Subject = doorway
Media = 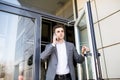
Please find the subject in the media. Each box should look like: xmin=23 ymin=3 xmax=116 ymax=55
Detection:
xmin=0 ymin=1 xmax=101 ymax=80
xmin=0 ymin=1 xmax=73 ymax=80
xmin=40 ymin=19 xmax=75 ymax=80
xmin=74 ymin=1 xmax=103 ymax=80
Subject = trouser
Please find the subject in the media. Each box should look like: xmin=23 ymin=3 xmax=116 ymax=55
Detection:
xmin=54 ymin=73 xmax=72 ymax=80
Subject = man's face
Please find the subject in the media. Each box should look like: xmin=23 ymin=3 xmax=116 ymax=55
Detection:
xmin=55 ymin=27 xmax=65 ymax=40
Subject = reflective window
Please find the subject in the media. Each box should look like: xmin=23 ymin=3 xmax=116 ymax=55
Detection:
xmin=0 ymin=11 xmax=35 ymax=80
xmin=77 ymin=13 xmax=93 ymax=79
xmin=2 ymin=0 xmax=20 ymax=5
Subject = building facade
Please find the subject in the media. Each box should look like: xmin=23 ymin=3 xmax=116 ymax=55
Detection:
xmin=0 ymin=0 xmax=120 ymax=80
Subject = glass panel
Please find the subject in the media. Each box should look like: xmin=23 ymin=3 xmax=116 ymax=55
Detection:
xmin=77 ymin=13 xmax=93 ymax=79
xmin=2 ymin=0 xmax=20 ymax=5
xmin=0 ymin=11 xmax=35 ymax=80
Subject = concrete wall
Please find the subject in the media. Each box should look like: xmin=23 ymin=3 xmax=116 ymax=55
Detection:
xmin=77 ymin=0 xmax=120 ymax=79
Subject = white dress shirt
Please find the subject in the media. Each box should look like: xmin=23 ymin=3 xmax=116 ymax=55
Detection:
xmin=56 ymin=41 xmax=70 ymax=75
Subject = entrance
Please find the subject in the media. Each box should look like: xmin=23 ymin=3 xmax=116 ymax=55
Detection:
xmin=0 ymin=1 xmax=102 ymax=80
xmin=74 ymin=1 xmax=102 ymax=80
xmin=40 ymin=19 xmax=75 ymax=80
xmin=0 ymin=1 xmax=73 ymax=80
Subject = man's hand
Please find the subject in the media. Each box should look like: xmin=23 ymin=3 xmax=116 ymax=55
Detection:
xmin=53 ymin=34 xmax=58 ymax=45
xmin=81 ymin=46 xmax=90 ymax=55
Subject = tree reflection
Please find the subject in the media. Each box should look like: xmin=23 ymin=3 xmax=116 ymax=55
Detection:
xmin=0 ymin=64 xmax=5 ymax=78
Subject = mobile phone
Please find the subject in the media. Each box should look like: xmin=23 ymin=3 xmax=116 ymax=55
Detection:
xmin=53 ymin=33 xmax=58 ymax=41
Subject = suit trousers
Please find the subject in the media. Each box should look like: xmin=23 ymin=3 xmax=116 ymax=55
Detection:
xmin=54 ymin=73 xmax=72 ymax=80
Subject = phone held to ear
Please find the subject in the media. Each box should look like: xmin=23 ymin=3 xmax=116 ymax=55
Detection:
xmin=53 ymin=33 xmax=58 ymax=41
xmin=53 ymin=33 xmax=57 ymax=44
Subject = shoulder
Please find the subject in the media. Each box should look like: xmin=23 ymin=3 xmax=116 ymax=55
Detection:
xmin=44 ymin=43 xmax=55 ymax=49
xmin=66 ymin=41 xmax=75 ymax=47
xmin=45 ymin=43 xmax=52 ymax=47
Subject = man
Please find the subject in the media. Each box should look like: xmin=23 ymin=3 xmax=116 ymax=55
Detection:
xmin=40 ymin=24 xmax=89 ymax=80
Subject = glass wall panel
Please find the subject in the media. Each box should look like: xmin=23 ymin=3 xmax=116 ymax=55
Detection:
xmin=2 ymin=0 xmax=20 ymax=5
xmin=77 ymin=13 xmax=93 ymax=80
xmin=0 ymin=11 xmax=35 ymax=80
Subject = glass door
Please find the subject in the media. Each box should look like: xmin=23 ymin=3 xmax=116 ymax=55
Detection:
xmin=74 ymin=1 xmax=102 ymax=80
xmin=0 ymin=2 xmax=41 ymax=80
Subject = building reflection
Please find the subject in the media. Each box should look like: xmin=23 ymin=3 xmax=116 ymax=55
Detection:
xmin=14 ymin=16 xmax=35 ymax=80
xmin=0 ymin=11 xmax=35 ymax=80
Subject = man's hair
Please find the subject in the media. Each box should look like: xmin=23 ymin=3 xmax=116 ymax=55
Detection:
xmin=53 ymin=24 xmax=65 ymax=33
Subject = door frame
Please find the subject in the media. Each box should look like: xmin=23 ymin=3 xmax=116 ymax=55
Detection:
xmin=0 ymin=1 xmax=71 ymax=80
xmin=0 ymin=1 xmax=41 ymax=80
xmin=74 ymin=1 xmax=102 ymax=80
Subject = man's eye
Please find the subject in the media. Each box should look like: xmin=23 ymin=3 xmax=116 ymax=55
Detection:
xmin=61 ymin=30 xmax=64 ymax=32
xmin=57 ymin=31 xmax=60 ymax=33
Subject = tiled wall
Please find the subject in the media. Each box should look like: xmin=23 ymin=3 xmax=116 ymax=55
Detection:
xmin=77 ymin=0 xmax=120 ymax=79
xmin=93 ymin=0 xmax=120 ymax=79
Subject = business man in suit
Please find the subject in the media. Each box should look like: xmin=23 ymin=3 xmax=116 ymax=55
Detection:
xmin=40 ymin=24 xmax=89 ymax=80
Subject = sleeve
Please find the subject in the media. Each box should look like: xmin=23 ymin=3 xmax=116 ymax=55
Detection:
xmin=40 ymin=44 xmax=55 ymax=60
xmin=73 ymin=44 xmax=85 ymax=63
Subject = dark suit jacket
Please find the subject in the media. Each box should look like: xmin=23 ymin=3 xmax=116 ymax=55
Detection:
xmin=40 ymin=41 xmax=85 ymax=80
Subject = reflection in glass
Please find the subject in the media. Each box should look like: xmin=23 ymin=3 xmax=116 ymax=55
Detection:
xmin=0 ymin=11 xmax=18 ymax=80
xmin=0 ymin=11 xmax=35 ymax=80
xmin=2 ymin=0 xmax=20 ymax=5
